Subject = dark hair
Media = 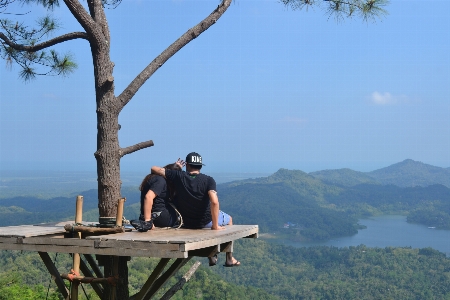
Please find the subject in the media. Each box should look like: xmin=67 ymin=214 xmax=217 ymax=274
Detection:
xmin=139 ymin=163 xmax=181 ymax=200
xmin=187 ymin=164 xmax=202 ymax=171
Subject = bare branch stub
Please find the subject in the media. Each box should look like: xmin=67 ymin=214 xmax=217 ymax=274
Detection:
xmin=120 ymin=140 xmax=154 ymax=157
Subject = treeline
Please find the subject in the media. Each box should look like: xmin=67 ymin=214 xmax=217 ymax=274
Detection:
xmin=0 ymin=249 xmax=275 ymax=300
xmin=209 ymin=239 xmax=450 ymax=299
xmin=327 ymin=183 xmax=450 ymax=228
xmin=2 ymin=238 xmax=450 ymax=299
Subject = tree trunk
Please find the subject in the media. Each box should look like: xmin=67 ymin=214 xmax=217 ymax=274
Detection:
xmin=90 ymin=31 xmax=121 ymax=219
xmin=95 ymin=95 xmax=122 ymax=218
xmin=103 ymin=256 xmax=129 ymax=300
xmin=84 ymin=2 xmax=128 ymax=298
xmin=92 ymin=46 xmax=130 ymax=300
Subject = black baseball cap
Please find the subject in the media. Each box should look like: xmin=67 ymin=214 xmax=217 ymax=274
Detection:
xmin=186 ymin=152 xmax=205 ymax=166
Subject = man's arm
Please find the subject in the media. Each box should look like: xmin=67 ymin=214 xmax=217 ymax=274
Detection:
xmin=208 ymin=190 xmax=225 ymax=230
xmin=151 ymin=166 xmax=166 ymax=178
xmin=151 ymin=159 xmax=184 ymax=178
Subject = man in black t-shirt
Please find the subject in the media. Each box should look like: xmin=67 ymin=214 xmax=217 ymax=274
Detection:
xmin=151 ymin=152 xmax=240 ymax=267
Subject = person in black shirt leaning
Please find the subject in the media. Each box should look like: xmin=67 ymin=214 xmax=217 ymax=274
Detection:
xmin=151 ymin=152 xmax=240 ymax=267
xmin=130 ymin=163 xmax=181 ymax=232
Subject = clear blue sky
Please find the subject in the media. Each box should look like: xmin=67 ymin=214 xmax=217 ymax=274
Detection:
xmin=1 ymin=0 xmax=449 ymax=174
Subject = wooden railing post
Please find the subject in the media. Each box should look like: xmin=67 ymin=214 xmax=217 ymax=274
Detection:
xmin=71 ymin=195 xmax=83 ymax=300
xmin=116 ymin=198 xmax=125 ymax=227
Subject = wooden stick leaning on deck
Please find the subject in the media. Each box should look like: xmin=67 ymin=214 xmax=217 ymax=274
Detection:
xmin=64 ymin=224 xmax=125 ymax=234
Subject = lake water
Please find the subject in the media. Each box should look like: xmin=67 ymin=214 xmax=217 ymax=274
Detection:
xmin=271 ymin=215 xmax=450 ymax=256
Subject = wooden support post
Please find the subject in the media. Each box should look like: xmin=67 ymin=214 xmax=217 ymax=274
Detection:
xmin=111 ymin=256 xmax=119 ymax=300
xmin=113 ymin=198 xmax=125 ymax=300
xmin=72 ymin=195 xmax=83 ymax=300
xmin=38 ymin=252 xmax=69 ymax=300
xmin=82 ymin=254 xmax=104 ymax=279
xmin=79 ymin=256 xmax=104 ymax=299
xmin=160 ymin=261 xmax=201 ymax=300
xmin=130 ymin=258 xmax=171 ymax=300
xmin=143 ymin=257 xmax=192 ymax=300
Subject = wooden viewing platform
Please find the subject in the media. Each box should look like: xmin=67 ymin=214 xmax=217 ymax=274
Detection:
xmin=0 ymin=222 xmax=258 ymax=258
xmin=0 ymin=221 xmax=258 ymax=299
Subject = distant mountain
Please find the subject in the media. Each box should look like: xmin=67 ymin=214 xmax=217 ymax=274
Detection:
xmin=367 ymin=159 xmax=450 ymax=188
xmin=309 ymin=168 xmax=380 ymax=187
xmin=218 ymin=165 xmax=450 ymax=235
xmin=309 ymin=159 xmax=450 ymax=188
xmin=222 ymin=168 xmax=342 ymax=203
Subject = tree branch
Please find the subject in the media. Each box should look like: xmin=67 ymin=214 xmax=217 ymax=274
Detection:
xmin=119 ymin=140 xmax=154 ymax=157
xmin=0 ymin=31 xmax=88 ymax=52
xmin=116 ymin=0 xmax=232 ymax=110
xmin=63 ymin=0 xmax=102 ymax=41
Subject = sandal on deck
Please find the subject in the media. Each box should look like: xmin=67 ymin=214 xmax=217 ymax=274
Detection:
xmin=224 ymin=260 xmax=240 ymax=267
xmin=209 ymin=254 xmax=218 ymax=266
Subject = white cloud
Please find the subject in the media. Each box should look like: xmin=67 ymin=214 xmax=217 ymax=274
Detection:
xmin=370 ymin=91 xmax=411 ymax=105
xmin=371 ymin=92 xmax=394 ymax=105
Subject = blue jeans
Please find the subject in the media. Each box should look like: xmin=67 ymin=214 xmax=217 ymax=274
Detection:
xmin=203 ymin=210 xmax=231 ymax=228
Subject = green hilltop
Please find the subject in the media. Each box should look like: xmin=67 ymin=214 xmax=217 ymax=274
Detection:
xmin=310 ymin=159 xmax=450 ymax=188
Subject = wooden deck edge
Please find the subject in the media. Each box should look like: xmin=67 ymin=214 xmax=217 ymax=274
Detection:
xmin=0 ymin=242 xmax=187 ymax=258
xmin=180 ymin=226 xmax=259 ymax=252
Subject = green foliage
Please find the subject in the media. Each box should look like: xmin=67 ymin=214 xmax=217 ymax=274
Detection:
xmin=209 ymin=239 xmax=450 ymax=299
xmin=280 ymin=0 xmax=389 ymax=22
xmin=219 ymin=181 xmax=358 ymax=240
xmin=3 ymin=241 xmax=450 ymax=299
xmin=408 ymin=200 xmax=450 ymax=228
xmin=127 ymin=257 xmax=277 ymax=300
xmin=310 ymin=168 xmax=380 ymax=187
xmin=327 ymin=183 xmax=450 ymax=228
xmin=0 ymin=250 xmax=274 ymax=300
xmin=0 ymin=1 xmax=76 ymax=81
xmin=0 ymin=267 xmax=60 ymax=299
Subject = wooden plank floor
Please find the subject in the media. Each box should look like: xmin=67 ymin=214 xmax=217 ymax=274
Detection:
xmin=0 ymin=222 xmax=258 ymax=258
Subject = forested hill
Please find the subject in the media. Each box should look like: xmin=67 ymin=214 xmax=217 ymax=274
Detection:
xmin=310 ymin=159 xmax=450 ymax=188
xmin=217 ymin=167 xmax=450 ymax=240
xmin=1 ymin=159 xmax=450 ymax=240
